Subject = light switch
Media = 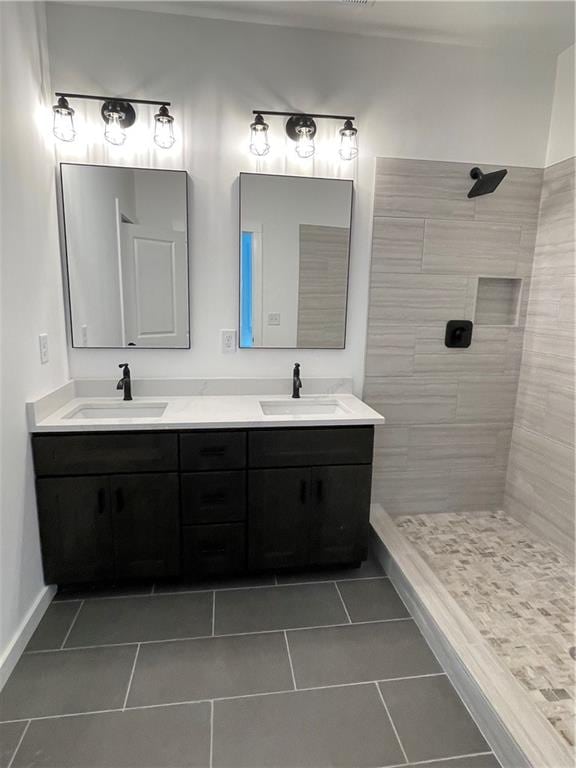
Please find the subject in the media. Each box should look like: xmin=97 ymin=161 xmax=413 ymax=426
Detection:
xmin=39 ymin=334 xmax=49 ymax=364
xmin=267 ymin=312 xmax=281 ymax=326
xmin=221 ymin=329 xmax=237 ymax=353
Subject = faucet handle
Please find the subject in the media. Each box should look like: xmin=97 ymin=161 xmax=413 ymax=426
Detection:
xmin=119 ymin=363 xmax=129 ymax=368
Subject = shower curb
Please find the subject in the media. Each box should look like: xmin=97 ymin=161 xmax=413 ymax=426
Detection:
xmin=370 ymin=503 xmax=573 ymax=768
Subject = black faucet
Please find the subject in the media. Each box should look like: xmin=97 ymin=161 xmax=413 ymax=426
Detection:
xmin=292 ymin=363 xmax=302 ymax=399
xmin=116 ymin=363 xmax=133 ymax=401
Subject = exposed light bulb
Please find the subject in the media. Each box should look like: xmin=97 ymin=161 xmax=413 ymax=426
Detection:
xmin=295 ymin=125 xmax=315 ymax=159
xmin=104 ymin=109 xmax=126 ymax=146
xmin=249 ymin=113 xmax=270 ymax=156
xmin=339 ymin=119 xmax=358 ymax=161
xmin=154 ymin=105 xmax=175 ymax=149
xmin=52 ymin=96 xmax=76 ymax=142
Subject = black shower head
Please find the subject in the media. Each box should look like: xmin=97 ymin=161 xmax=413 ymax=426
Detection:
xmin=467 ymin=167 xmax=508 ymax=198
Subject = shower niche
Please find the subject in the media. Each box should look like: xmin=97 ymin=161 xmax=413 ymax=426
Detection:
xmin=474 ymin=277 xmax=523 ymax=326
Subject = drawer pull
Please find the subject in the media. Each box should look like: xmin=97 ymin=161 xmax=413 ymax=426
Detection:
xmin=200 ymin=446 xmax=226 ymax=457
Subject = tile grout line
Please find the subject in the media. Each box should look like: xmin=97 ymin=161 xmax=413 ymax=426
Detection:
xmin=374 ymin=682 xmax=409 ymax=765
xmin=23 ymin=616 xmax=414 ymax=655
xmin=5 ymin=719 xmax=31 ymax=768
xmin=122 ymin=644 xmax=141 ymax=710
xmin=382 ymin=750 xmax=497 ymax=768
xmin=283 ymin=631 xmax=297 ymax=690
xmin=53 ymin=573 xmax=389 ymax=601
xmin=209 ymin=699 xmax=214 ymax=768
xmin=60 ymin=600 xmax=84 ymax=649
xmin=333 ymin=582 xmax=352 ymax=623
xmin=0 ymin=674 xmax=448 ymax=725
xmin=211 ymin=591 xmax=216 ymax=636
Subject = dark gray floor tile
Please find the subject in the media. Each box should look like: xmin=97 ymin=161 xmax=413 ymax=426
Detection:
xmin=288 ymin=620 xmax=441 ymax=688
xmin=0 ymin=721 xmax=27 ymax=767
xmin=379 ymin=675 xmax=489 ymax=763
xmin=214 ymin=583 xmax=347 ymax=635
xmin=407 ymin=756 xmax=500 ymax=768
xmin=0 ymin=646 xmax=136 ymax=721
xmin=277 ymin=552 xmax=385 ymax=584
xmin=337 ymin=578 xmax=409 ymax=622
xmin=65 ymin=592 xmax=213 ymax=647
xmin=25 ymin=601 xmax=81 ymax=651
xmin=55 ymin=583 xmax=153 ymax=601
xmin=155 ymin=573 xmax=276 ymax=593
xmin=213 ymin=683 xmax=404 ymax=768
xmin=12 ymin=703 xmax=210 ymax=768
xmin=128 ymin=632 xmax=293 ymax=706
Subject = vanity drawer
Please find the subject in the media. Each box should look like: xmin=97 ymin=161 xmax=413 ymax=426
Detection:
xmin=182 ymin=523 xmax=246 ymax=576
xmin=181 ymin=471 xmax=246 ymax=524
xmin=32 ymin=433 xmax=178 ymax=476
xmin=180 ymin=431 xmax=246 ymax=471
xmin=248 ymin=427 xmax=374 ymax=468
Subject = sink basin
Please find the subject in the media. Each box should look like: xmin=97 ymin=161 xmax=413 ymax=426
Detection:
xmin=64 ymin=403 xmax=168 ymax=420
xmin=259 ymin=399 xmax=348 ymax=416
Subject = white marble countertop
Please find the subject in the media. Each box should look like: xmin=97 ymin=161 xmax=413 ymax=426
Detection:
xmin=28 ymin=387 xmax=384 ymax=433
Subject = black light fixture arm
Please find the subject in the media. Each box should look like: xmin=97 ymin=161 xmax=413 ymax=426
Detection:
xmin=55 ymin=92 xmax=170 ymax=107
xmin=253 ymin=109 xmax=354 ymax=121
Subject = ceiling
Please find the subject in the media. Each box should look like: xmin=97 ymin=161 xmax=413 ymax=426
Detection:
xmin=73 ymin=1 xmax=575 ymax=53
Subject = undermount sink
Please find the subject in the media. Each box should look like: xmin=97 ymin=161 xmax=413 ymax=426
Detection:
xmin=259 ymin=398 xmax=348 ymax=416
xmin=64 ymin=402 xmax=168 ymax=420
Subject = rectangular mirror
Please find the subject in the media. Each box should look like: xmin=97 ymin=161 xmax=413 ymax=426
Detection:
xmin=60 ymin=163 xmax=189 ymax=348
xmin=239 ymin=173 xmax=353 ymax=349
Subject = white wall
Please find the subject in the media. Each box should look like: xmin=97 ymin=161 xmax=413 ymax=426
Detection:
xmin=0 ymin=3 xmax=69 ymax=669
xmin=545 ymin=44 xmax=575 ymax=166
xmin=45 ymin=3 xmax=559 ymax=391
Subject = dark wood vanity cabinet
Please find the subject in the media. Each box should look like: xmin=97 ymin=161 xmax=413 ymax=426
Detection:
xmin=32 ymin=426 xmax=374 ymax=584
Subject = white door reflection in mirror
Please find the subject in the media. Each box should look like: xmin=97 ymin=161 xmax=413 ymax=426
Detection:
xmin=61 ymin=164 xmax=189 ymax=349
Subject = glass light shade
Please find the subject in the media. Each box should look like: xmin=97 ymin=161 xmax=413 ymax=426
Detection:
xmin=154 ymin=106 xmax=175 ymax=149
xmin=52 ymin=97 xmax=76 ymax=142
xmin=339 ymin=120 xmax=358 ymax=161
xmin=295 ymin=125 xmax=315 ymax=159
xmin=250 ymin=114 xmax=270 ymax=156
xmin=104 ymin=111 xmax=126 ymax=146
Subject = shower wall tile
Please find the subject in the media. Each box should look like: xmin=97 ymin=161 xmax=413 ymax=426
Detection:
xmin=364 ymin=156 xmax=543 ymax=517
xmin=504 ymin=156 xmax=575 ymax=560
xmin=422 ymin=220 xmax=522 ymax=275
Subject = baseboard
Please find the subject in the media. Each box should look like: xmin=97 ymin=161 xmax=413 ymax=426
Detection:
xmin=0 ymin=584 xmax=56 ymax=690
xmin=370 ymin=504 xmax=573 ymax=768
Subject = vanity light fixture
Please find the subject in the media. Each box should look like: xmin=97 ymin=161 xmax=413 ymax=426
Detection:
xmin=52 ymin=93 xmax=175 ymax=148
xmin=52 ymin=96 xmax=76 ymax=142
xmin=250 ymin=110 xmax=358 ymax=160
xmin=339 ymin=119 xmax=358 ymax=161
xmin=249 ymin=113 xmax=270 ymax=156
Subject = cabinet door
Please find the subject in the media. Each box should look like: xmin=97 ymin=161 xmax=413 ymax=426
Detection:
xmin=111 ymin=474 xmax=180 ymax=580
xmin=36 ymin=476 xmax=114 ymax=584
xmin=248 ymin=468 xmax=311 ymax=570
xmin=310 ymin=465 xmax=372 ymax=566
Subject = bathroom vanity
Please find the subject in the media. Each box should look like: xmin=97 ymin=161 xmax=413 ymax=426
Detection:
xmin=29 ymin=389 xmax=383 ymax=585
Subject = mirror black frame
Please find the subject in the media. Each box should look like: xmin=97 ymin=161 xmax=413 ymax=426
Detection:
xmin=58 ymin=162 xmax=191 ymax=350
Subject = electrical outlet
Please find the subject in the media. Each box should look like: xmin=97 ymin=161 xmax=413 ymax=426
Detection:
xmin=39 ymin=334 xmax=49 ymax=364
xmin=221 ymin=329 xmax=237 ymax=353
xmin=267 ymin=312 xmax=281 ymax=326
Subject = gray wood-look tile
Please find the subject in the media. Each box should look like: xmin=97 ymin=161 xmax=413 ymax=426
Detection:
xmin=371 ymin=217 xmax=425 ymax=272
xmin=25 ymin=601 xmax=81 ymax=651
xmin=369 ymin=274 xmax=473 ymax=322
xmin=0 ymin=646 xmax=137 ymax=721
xmin=287 ymin=620 xmax=441 ymax=688
xmin=473 ymin=165 xmax=543 ymax=226
xmin=297 ymin=224 xmax=349 ymax=348
xmin=379 ymin=675 xmax=489 ymax=763
xmin=363 ymin=377 xmax=457 ymax=424
xmin=336 ymin=578 xmax=409 ymax=622
xmin=64 ymin=593 xmax=213 ymax=647
xmin=213 ymin=683 xmax=405 ymax=768
xmin=475 ymin=277 xmax=522 ymax=326
xmin=364 ymin=327 xmax=415 ymax=376
xmin=455 ymin=376 xmax=518 ymax=423
xmin=127 ymin=632 xmax=293 ymax=707
xmin=414 ymin=326 xmax=510 ymax=375
xmin=423 ymin=220 xmax=522 ymax=275
xmin=214 ymin=583 xmax=347 ymax=635
xmin=12 ymin=703 xmax=211 ymax=768
xmin=0 ymin=721 xmax=27 ymax=767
